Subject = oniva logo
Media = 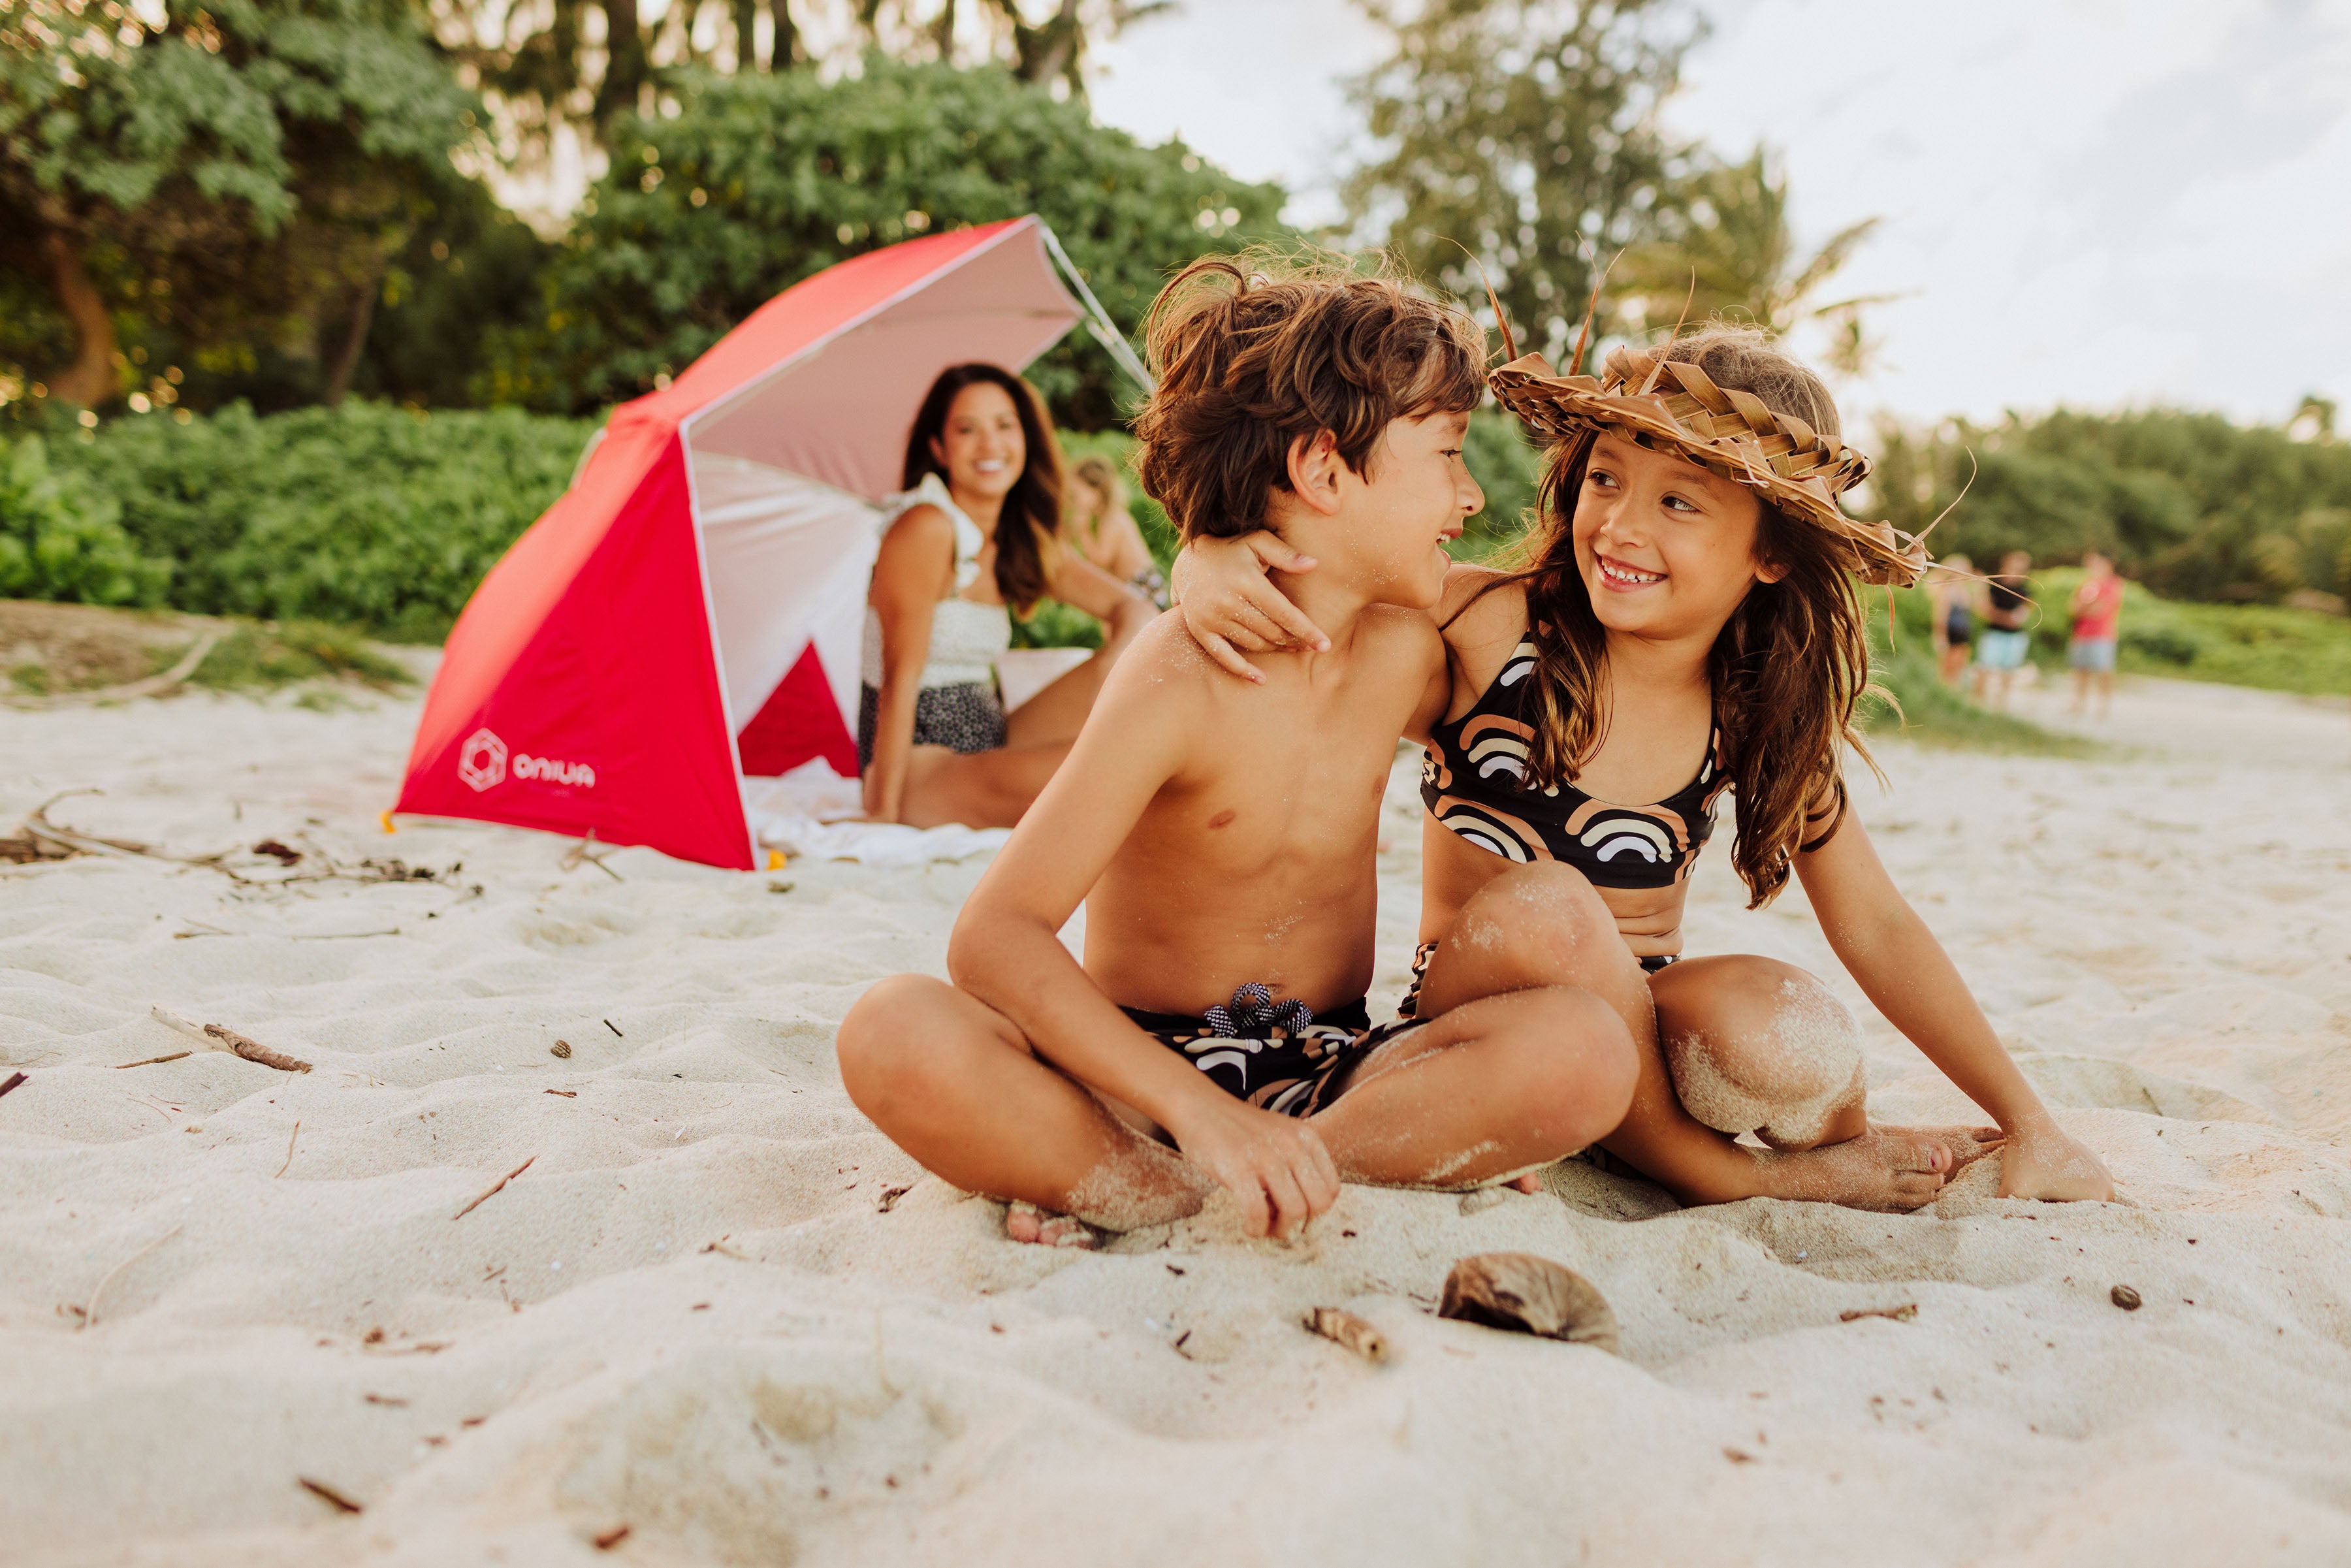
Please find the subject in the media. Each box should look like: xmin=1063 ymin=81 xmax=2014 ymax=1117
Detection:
xmin=457 ymin=728 xmax=597 ymax=792
xmin=457 ymin=729 xmax=507 ymax=792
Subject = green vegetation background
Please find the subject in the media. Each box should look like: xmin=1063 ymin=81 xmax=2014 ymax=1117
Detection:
xmin=5 ymin=16 xmax=2346 ymax=716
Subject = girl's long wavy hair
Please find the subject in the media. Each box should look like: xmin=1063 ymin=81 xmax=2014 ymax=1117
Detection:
xmin=902 ymin=362 xmax=1064 ymax=613
xmin=1470 ymin=328 xmax=1878 ymax=908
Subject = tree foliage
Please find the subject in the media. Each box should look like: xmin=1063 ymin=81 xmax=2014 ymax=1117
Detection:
xmin=0 ymin=0 xmax=483 ymax=411
xmin=490 ymin=57 xmax=1283 ymax=426
xmin=1343 ymin=0 xmax=1697 ymax=362
xmin=434 ymin=0 xmax=1173 ymax=172
xmin=1872 ymin=409 xmax=2351 ymax=607
xmin=1613 ymin=146 xmax=1891 ymax=377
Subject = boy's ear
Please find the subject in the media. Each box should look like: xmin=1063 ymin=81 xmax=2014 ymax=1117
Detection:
xmin=1285 ymin=430 xmax=1345 ymax=517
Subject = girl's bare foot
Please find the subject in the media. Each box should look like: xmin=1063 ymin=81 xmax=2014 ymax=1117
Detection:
xmin=1996 ymin=1115 xmax=2114 ymax=1202
xmin=1004 ymin=1200 xmax=1101 ymax=1249
xmin=1755 ymin=1125 xmax=2004 ymax=1212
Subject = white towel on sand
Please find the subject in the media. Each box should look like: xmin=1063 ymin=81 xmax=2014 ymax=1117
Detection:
xmin=742 ymin=759 xmax=1008 ymax=867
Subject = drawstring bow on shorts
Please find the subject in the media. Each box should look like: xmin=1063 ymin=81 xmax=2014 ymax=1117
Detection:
xmin=1202 ymin=983 xmax=1314 ymax=1039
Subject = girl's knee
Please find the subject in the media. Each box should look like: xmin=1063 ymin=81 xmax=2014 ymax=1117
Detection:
xmin=1662 ymin=961 xmax=1863 ymax=1140
xmin=1455 ymin=863 xmax=1617 ymax=974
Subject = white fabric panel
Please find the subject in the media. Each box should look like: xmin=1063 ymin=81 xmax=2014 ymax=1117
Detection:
xmin=687 ymin=228 xmax=1081 ymax=500
xmin=804 ymin=539 xmax=875 ymax=724
xmin=690 ymin=449 xmax=882 ymax=727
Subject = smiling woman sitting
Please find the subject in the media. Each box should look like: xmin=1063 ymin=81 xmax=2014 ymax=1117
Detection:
xmin=860 ymin=363 xmax=1156 ymax=829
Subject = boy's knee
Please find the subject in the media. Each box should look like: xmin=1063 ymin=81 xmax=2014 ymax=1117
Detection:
xmin=1502 ymin=987 xmax=1639 ymax=1140
xmin=837 ymin=974 xmax=961 ymax=1106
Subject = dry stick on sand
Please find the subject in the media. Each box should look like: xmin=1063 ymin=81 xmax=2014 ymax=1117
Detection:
xmin=16 ymin=789 xmax=462 ymax=891
xmin=276 ymin=1121 xmax=300 ymax=1179
xmin=150 ymin=1005 xmax=312 ymax=1073
xmin=298 ymin=1477 xmax=364 ymax=1514
xmin=82 ymin=1225 xmax=183 ymax=1329
xmin=0 ymin=1071 xmax=25 ymax=1100
xmin=452 ymin=1155 xmax=538 ymax=1221
xmin=1303 ymin=1307 xmax=1390 ymax=1364
xmin=1840 ymin=1304 xmax=1919 ymax=1324
xmin=113 ymin=1051 xmax=191 ymax=1070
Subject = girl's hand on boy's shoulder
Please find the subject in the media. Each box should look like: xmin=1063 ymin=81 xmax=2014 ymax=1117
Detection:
xmin=1174 ymin=531 xmax=1330 ymax=683
xmin=1161 ymin=1093 xmax=1340 ymax=1240
xmin=1997 ymin=1114 xmax=2115 ymax=1203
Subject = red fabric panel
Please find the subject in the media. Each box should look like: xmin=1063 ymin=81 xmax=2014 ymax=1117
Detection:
xmin=735 ymin=643 xmax=858 ymax=779
xmin=396 ymin=436 xmax=755 ymax=869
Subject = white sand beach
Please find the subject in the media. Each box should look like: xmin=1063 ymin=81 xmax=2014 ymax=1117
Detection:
xmin=5 ymin=671 xmax=2350 ymax=1567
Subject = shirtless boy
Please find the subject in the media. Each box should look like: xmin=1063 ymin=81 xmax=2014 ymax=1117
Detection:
xmin=835 ymin=255 xmax=1638 ymax=1243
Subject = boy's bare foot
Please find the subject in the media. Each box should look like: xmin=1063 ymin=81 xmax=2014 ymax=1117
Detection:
xmin=1755 ymin=1125 xmax=2004 ymax=1212
xmin=1004 ymin=1200 xmax=1101 ymax=1249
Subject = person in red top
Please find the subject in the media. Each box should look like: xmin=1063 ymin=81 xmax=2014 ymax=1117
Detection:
xmin=2068 ymin=550 xmax=2125 ymax=718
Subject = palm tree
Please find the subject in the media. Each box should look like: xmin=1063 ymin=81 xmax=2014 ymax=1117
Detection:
xmin=1614 ymin=146 xmax=1894 ymax=377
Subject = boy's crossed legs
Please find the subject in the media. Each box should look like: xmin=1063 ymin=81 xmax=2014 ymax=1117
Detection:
xmin=838 ymin=976 xmax=1637 ymax=1245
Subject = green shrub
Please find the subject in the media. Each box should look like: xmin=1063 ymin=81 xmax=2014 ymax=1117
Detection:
xmin=51 ymin=401 xmax=597 ymax=640
xmin=0 ymin=434 xmax=169 ymax=606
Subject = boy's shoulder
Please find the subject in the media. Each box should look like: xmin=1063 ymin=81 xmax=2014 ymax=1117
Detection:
xmin=1095 ymin=613 xmax=1233 ymax=713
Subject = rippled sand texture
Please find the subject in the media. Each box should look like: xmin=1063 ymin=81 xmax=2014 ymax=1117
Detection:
xmin=5 ymin=675 xmax=2349 ymax=1567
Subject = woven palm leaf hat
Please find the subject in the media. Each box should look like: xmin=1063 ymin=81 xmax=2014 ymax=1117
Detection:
xmin=1486 ymin=343 xmax=1931 ymax=588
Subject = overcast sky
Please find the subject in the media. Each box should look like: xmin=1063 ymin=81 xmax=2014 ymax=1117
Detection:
xmin=1088 ymin=0 xmax=2351 ymax=429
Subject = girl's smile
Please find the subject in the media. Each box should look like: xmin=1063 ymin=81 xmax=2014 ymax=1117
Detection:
xmin=1594 ymin=552 xmax=1667 ymax=590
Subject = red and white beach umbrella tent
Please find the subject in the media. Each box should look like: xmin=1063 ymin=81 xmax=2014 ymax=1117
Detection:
xmin=392 ymin=216 xmax=1145 ymax=869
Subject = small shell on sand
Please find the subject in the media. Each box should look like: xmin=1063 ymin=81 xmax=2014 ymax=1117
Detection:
xmin=1439 ymin=1253 xmax=1620 ymax=1354
xmin=550 ymin=1041 xmax=572 ymax=1059
xmin=1302 ymin=1307 xmax=1389 ymax=1364
xmin=2111 ymin=1284 xmax=2143 ymax=1311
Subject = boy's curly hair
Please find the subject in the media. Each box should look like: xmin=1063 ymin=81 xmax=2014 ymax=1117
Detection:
xmin=1131 ymin=249 xmax=1488 ymax=540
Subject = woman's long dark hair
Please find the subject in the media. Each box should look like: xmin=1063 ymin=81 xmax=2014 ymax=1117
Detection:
xmin=1459 ymin=330 xmax=1878 ymax=909
xmin=902 ymin=363 xmax=1064 ymax=613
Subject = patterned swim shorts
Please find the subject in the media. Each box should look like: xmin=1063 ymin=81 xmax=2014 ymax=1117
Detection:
xmin=857 ymin=679 xmax=1007 ymax=772
xmin=1397 ymin=939 xmax=1678 ymax=1020
xmin=1123 ymin=984 xmax=1422 ymax=1119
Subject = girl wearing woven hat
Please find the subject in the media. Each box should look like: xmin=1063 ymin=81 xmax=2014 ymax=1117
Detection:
xmin=1175 ymin=327 xmax=2113 ymax=1211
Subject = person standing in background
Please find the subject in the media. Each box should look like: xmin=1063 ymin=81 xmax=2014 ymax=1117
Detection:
xmin=2068 ymin=550 xmax=2124 ymax=718
xmin=1974 ymin=550 xmax=2034 ymax=709
xmin=1928 ymin=553 xmax=1977 ymax=687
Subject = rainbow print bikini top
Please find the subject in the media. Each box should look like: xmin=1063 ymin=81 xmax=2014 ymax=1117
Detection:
xmin=1420 ymin=640 xmax=1730 ymax=887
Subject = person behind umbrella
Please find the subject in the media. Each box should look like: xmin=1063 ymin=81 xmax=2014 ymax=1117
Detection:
xmin=1061 ymin=453 xmax=1170 ymax=609
xmin=861 ymin=363 xmax=1156 ymax=827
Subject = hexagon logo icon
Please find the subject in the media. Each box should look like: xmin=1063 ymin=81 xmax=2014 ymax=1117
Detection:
xmin=457 ymin=728 xmax=508 ymax=792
